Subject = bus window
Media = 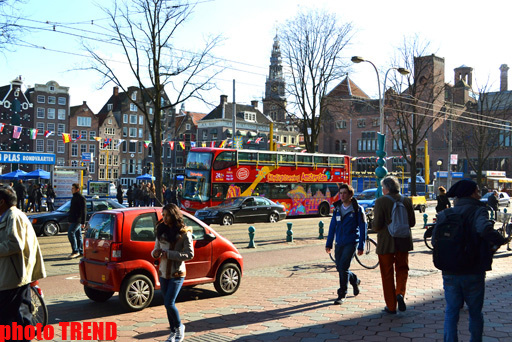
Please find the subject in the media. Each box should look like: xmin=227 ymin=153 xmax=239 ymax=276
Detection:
xmin=329 ymin=156 xmax=345 ymax=167
xmin=271 ymin=184 xmax=292 ymax=199
xmin=212 ymin=184 xmax=226 ymax=199
xmin=298 ymin=155 xmax=313 ymax=165
xmin=258 ymin=153 xmax=276 ymax=164
xmin=278 ymin=154 xmax=295 ymax=165
xmin=238 ymin=151 xmax=258 ymax=164
xmin=186 ymin=152 xmax=212 ymax=170
xmin=314 ymin=155 xmax=329 ymax=166
xmin=213 ymin=151 xmax=236 ymax=170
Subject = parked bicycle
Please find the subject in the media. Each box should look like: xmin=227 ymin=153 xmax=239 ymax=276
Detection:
xmin=25 ymin=281 xmax=48 ymax=326
xmin=330 ymin=234 xmax=379 ymax=269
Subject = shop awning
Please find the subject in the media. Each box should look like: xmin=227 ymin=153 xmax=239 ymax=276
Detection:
xmin=488 ymin=177 xmax=512 ymax=183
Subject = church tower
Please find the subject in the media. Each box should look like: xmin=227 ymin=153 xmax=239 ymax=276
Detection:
xmin=263 ymin=34 xmax=287 ymax=122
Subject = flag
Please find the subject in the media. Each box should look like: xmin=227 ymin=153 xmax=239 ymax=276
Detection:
xmin=255 ymin=137 xmax=262 ymax=144
xmin=103 ymin=138 xmax=111 ymax=149
xmin=169 ymin=141 xmax=174 ymax=150
xmin=179 ymin=142 xmax=185 ymax=150
xmin=227 ymin=140 xmax=233 ymax=146
xmin=62 ymin=133 xmax=71 ymax=143
xmin=74 ymin=134 xmax=82 ymax=142
xmin=117 ymin=139 xmax=125 ymax=148
xmin=0 ymin=123 xmax=4 ymax=132
xmin=219 ymin=140 xmax=226 ymax=148
xmin=12 ymin=126 xmax=22 ymax=139
xmin=191 ymin=141 xmax=196 ymax=148
xmin=210 ymin=141 xmax=215 ymax=148
xmin=202 ymin=142 xmax=206 ymax=147
xmin=44 ymin=130 xmax=53 ymax=138
xmin=30 ymin=129 xmax=38 ymax=139
xmin=94 ymin=136 xmax=102 ymax=142
xmin=143 ymin=140 xmax=151 ymax=148
xmin=301 ymin=149 xmax=307 ymax=153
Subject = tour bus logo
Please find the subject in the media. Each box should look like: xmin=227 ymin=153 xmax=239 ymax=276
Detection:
xmin=236 ymin=168 xmax=250 ymax=180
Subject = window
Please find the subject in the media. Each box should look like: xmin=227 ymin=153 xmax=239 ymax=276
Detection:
xmin=37 ymin=108 xmax=45 ymax=118
xmin=108 ymin=118 xmax=112 ymax=124
xmin=47 ymin=123 xmax=55 ymax=132
xmin=37 ymin=95 xmax=45 ymax=103
xmin=57 ymin=158 xmax=65 ymax=166
xmin=47 ymin=140 xmax=55 ymax=153
xmin=336 ymin=120 xmax=347 ymax=129
xmin=36 ymin=139 xmax=44 ymax=152
xmin=81 ymin=130 xmax=87 ymax=139
xmin=48 ymin=96 xmax=56 ymax=104
xmin=89 ymin=161 xmax=95 ymax=174
xmin=123 ymin=127 xmax=127 ymax=137
xmin=129 ymin=142 xmax=136 ymax=153
xmin=202 ymin=130 xmax=208 ymax=140
xmin=357 ymin=119 xmax=366 ymax=128
xmin=72 ymin=130 xmax=78 ymax=139
xmin=139 ymin=128 xmax=143 ymax=138
xmin=149 ymin=107 xmax=153 ymax=115
xmin=58 ymin=109 xmax=66 ymax=120
xmin=186 ymin=123 xmax=191 ymax=131
xmin=122 ymin=159 xmax=127 ymax=174
xmin=129 ymin=159 xmax=135 ymax=174
xmin=47 ymin=108 xmax=55 ymax=119
xmin=130 ymin=103 xmax=137 ymax=112
xmin=244 ymin=112 xmax=256 ymax=122
xmin=57 ymin=141 xmax=65 ymax=153
xmin=138 ymin=141 xmax=143 ymax=153
xmin=177 ymin=156 xmax=183 ymax=165
xmin=81 ymin=144 xmax=87 ymax=154
xmin=212 ymin=133 xmax=217 ymax=140
xmin=130 ymin=114 xmax=137 ymax=124
xmin=58 ymin=124 xmax=65 ymax=136
xmin=89 ymin=145 xmax=95 ymax=156
xmin=129 ymin=128 xmax=136 ymax=137
xmin=99 ymin=168 xmax=105 ymax=179
xmin=372 ymin=118 xmax=380 ymax=127
xmin=139 ymin=115 xmax=144 ymax=125
xmin=71 ymin=161 xmax=78 ymax=167
xmin=49 ymin=85 xmax=55 ymax=92
xmin=36 ymin=122 xmax=44 ymax=133
xmin=71 ymin=144 xmax=78 ymax=157
xmin=58 ymin=97 xmax=66 ymax=105
xmin=123 ymin=114 xmax=128 ymax=123
xmin=77 ymin=116 xmax=91 ymax=127
xmin=107 ymin=104 xmax=113 ymax=111
xmin=122 ymin=141 xmax=127 ymax=153
xmin=89 ymin=131 xmax=96 ymax=141
xmin=99 ymin=154 xmax=105 ymax=165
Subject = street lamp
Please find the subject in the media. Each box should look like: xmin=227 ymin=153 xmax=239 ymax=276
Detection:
xmin=351 ymin=56 xmax=410 ymax=198
xmin=437 ymin=159 xmax=442 ymax=176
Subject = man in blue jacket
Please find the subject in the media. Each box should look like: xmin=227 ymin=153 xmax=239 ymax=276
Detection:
xmin=326 ymin=183 xmax=367 ymax=304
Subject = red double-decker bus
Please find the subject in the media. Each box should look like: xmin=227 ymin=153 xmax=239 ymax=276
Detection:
xmin=180 ymin=147 xmax=351 ymax=217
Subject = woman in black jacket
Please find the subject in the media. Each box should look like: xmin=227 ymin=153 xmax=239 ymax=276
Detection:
xmin=436 ymin=186 xmax=451 ymax=213
xmin=46 ymin=183 xmax=56 ymax=212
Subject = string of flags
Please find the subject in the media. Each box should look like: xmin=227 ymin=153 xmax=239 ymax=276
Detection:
xmin=351 ymin=155 xmax=412 ymax=161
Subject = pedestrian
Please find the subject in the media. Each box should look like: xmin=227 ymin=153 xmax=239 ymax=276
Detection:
xmin=151 ymin=204 xmax=194 ymax=342
xmin=487 ymin=190 xmax=499 ymax=219
xmin=149 ymin=183 xmax=156 ymax=206
xmin=372 ymin=176 xmax=416 ymax=314
xmin=117 ymin=184 xmax=124 ymax=205
xmin=435 ymin=186 xmax=451 ymax=213
xmin=46 ymin=183 xmax=56 ymax=212
xmin=0 ymin=185 xmax=46 ymax=334
xmin=325 ymin=183 xmax=366 ymax=304
xmin=34 ymin=184 xmax=43 ymax=212
xmin=14 ymin=179 xmax=27 ymax=211
xmin=437 ymin=180 xmax=508 ymax=341
xmin=163 ymin=185 xmax=171 ymax=205
xmin=67 ymin=183 xmax=86 ymax=259
xmin=127 ymin=185 xmax=134 ymax=207
xmin=26 ymin=181 xmax=35 ymax=213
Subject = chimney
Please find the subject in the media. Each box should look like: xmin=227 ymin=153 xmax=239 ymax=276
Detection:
xmin=113 ymin=86 xmax=119 ymax=96
xmin=220 ymin=95 xmax=228 ymax=105
xmin=83 ymin=101 xmax=87 ymax=105
xmin=500 ymin=64 xmax=509 ymax=92
xmin=251 ymin=100 xmax=258 ymax=108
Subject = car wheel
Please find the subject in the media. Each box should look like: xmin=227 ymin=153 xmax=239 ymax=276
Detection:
xmin=221 ymin=214 xmax=233 ymax=226
xmin=269 ymin=213 xmax=279 ymax=223
xmin=214 ymin=263 xmax=241 ymax=296
xmin=43 ymin=222 xmax=60 ymax=236
xmin=318 ymin=203 xmax=330 ymax=217
xmin=84 ymin=286 xmax=114 ymax=302
xmin=119 ymin=274 xmax=154 ymax=311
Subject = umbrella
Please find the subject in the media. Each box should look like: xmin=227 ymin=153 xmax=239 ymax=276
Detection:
xmin=20 ymin=169 xmax=51 ymax=180
xmin=136 ymin=173 xmax=155 ymax=181
xmin=0 ymin=169 xmax=29 ymax=180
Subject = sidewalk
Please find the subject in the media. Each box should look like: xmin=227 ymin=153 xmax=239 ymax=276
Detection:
xmin=43 ymin=228 xmax=512 ymax=342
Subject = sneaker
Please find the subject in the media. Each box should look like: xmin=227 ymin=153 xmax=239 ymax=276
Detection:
xmin=175 ymin=324 xmax=185 ymax=342
xmin=353 ymin=279 xmax=361 ymax=297
xmin=68 ymin=253 xmax=80 ymax=259
xmin=333 ymin=297 xmax=346 ymax=305
xmin=397 ymin=294 xmax=406 ymax=312
xmin=383 ymin=306 xmax=397 ymax=314
xmin=164 ymin=330 xmax=176 ymax=342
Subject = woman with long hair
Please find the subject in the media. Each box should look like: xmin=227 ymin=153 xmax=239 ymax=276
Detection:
xmin=436 ymin=186 xmax=451 ymax=213
xmin=152 ymin=204 xmax=194 ymax=342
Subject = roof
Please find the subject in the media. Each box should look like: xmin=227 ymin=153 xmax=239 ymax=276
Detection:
xmin=327 ymin=76 xmax=370 ymax=99
xmin=182 ymin=111 xmax=207 ymax=126
xmin=201 ymin=101 xmax=271 ymax=124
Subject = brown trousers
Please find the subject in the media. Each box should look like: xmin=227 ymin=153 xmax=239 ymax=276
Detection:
xmin=378 ymin=251 xmax=409 ymax=311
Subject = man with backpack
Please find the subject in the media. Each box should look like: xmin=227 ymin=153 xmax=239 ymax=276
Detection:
xmin=433 ymin=179 xmax=508 ymax=341
xmin=373 ymin=176 xmax=416 ymax=314
xmin=325 ymin=183 xmax=367 ymax=305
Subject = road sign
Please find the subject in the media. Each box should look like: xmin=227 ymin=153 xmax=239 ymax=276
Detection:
xmin=82 ymin=152 xmax=93 ymax=163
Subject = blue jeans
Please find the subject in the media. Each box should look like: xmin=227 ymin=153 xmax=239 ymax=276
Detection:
xmin=443 ymin=273 xmax=485 ymax=342
xmin=334 ymin=243 xmax=358 ymax=298
xmin=68 ymin=222 xmax=83 ymax=254
xmin=160 ymin=277 xmax=184 ymax=331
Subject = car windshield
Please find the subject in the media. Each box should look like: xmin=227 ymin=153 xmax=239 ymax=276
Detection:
xmin=356 ymin=190 xmax=376 ymax=200
xmin=219 ymin=198 xmax=244 ymax=207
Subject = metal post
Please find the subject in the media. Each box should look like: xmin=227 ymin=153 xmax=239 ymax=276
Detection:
xmin=248 ymin=226 xmax=256 ymax=248
xmin=286 ymin=222 xmax=293 ymax=242
xmin=318 ymin=221 xmax=324 ymax=239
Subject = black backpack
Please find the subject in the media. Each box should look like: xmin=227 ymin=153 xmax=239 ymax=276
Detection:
xmin=432 ymin=207 xmax=479 ymax=272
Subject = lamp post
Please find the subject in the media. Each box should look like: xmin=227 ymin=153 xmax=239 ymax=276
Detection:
xmin=437 ymin=159 xmax=442 ymax=187
xmin=351 ymin=56 xmax=410 ymax=198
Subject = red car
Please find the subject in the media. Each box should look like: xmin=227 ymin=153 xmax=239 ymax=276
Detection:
xmin=79 ymin=208 xmax=243 ymax=311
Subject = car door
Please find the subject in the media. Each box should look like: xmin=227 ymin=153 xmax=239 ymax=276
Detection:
xmin=254 ymin=197 xmax=271 ymax=221
xmin=236 ymin=198 xmax=257 ymax=221
xmin=183 ymin=216 xmax=212 ymax=280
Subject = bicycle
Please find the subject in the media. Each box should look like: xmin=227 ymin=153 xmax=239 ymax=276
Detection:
xmin=329 ymin=235 xmax=379 ymax=269
xmin=27 ymin=281 xmax=48 ymax=326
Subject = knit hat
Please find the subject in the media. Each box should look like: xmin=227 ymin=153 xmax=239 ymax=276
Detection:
xmin=446 ymin=179 xmax=477 ymax=198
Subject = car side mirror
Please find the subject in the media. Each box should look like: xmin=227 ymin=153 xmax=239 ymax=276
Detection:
xmin=205 ymin=233 xmax=216 ymax=242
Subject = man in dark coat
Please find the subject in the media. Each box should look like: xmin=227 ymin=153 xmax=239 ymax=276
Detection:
xmin=14 ymin=180 xmax=27 ymax=211
xmin=487 ymin=190 xmax=499 ymax=219
xmin=67 ymin=183 xmax=86 ymax=259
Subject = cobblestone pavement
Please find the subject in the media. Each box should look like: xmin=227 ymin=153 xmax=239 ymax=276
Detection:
xmin=40 ymin=225 xmax=512 ymax=342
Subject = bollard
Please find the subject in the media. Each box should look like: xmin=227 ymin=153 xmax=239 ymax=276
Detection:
xmin=318 ymin=221 xmax=324 ymax=239
xmin=423 ymin=213 xmax=428 ymax=227
xmin=248 ymin=226 xmax=256 ymax=248
xmin=286 ymin=222 xmax=293 ymax=243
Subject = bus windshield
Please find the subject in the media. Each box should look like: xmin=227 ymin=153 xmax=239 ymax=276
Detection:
xmin=183 ymin=170 xmax=211 ymax=202
xmin=186 ymin=152 xmax=212 ymax=170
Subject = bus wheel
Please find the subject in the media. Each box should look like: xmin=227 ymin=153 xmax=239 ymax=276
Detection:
xmin=318 ymin=203 xmax=330 ymax=217
xmin=221 ymin=214 xmax=233 ymax=226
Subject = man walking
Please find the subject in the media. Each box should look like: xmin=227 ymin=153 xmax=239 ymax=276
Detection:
xmin=437 ymin=180 xmax=507 ymax=341
xmin=325 ymin=183 xmax=367 ymax=304
xmin=14 ymin=180 xmax=26 ymax=211
xmin=487 ymin=190 xmax=499 ymax=219
xmin=0 ymin=185 xmax=46 ymax=335
xmin=373 ymin=176 xmax=415 ymax=314
xmin=68 ymin=183 xmax=86 ymax=259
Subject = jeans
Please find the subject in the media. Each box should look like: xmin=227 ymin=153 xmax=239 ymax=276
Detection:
xmin=68 ymin=222 xmax=83 ymax=254
xmin=160 ymin=277 xmax=184 ymax=331
xmin=443 ymin=273 xmax=485 ymax=342
xmin=334 ymin=243 xmax=358 ymax=298
xmin=0 ymin=284 xmax=31 ymax=342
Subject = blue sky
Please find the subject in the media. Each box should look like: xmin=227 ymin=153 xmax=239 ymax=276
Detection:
xmin=2 ymin=0 xmax=510 ymax=115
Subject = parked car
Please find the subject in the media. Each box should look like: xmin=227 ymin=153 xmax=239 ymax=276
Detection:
xmin=194 ymin=196 xmax=287 ymax=225
xmin=356 ymin=188 xmax=377 ymax=210
xmin=29 ymin=198 xmax=125 ymax=236
xmin=79 ymin=208 xmax=243 ymax=311
xmin=481 ymin=192 xmax=510 ymax=207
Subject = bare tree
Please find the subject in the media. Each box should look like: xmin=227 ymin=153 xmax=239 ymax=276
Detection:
xmin=386 ymin=36 xmax=446 ymax=195
xmin=279 ymin=9 xmax=353 ymax=153
xmin=0 ymin=0 xmax=23 ymax=50
xmin=84 ymin=0 xmax=223 ymax=203
xmin=453 ymin=83 xmax=512 ymax=187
